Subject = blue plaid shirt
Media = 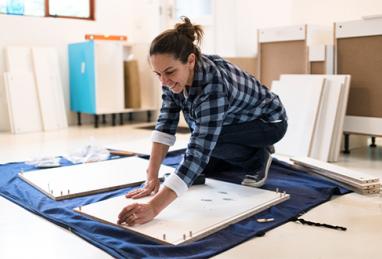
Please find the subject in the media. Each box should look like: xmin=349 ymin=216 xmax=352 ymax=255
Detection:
xmin=155 ymin=54 xmax=287 ymax=187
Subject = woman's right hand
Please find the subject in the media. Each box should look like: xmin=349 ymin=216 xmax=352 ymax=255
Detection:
xmin=125 ymin=176 xmax=160 ymax=199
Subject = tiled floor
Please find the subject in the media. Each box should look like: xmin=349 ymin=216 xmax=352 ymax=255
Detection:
xmin=0 ymin=124 xmax=381 ymax=259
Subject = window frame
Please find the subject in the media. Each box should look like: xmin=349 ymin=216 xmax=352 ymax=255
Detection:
xmin=45 ymin=0 xmax=95 ymax=21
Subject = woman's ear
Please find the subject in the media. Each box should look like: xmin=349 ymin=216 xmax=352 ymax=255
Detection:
xmin=187 ymin=53 xmax=196 ymax=68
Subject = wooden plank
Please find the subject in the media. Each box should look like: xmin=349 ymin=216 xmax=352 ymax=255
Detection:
xmin=85 ymin=34 xmax=128 ymax=41
xmin=290 ymin=157 xmax=380 ymax=184
xmin=19 ymin=157 xmax=173 ymax=200
xmin=3 ymin=72 xmax=43 ymax=134
xmin=272 ymin=76 xmax=324 ymax=157
xmin=124 ymin=60 xmax=142 ymax=108
xmin=74 ymin=179 xmax=289 ymax=245
xmin=32 ymin=47 xmax=68 ymax=131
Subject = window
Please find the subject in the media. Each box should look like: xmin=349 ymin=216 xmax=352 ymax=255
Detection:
xmin=0 ymin=0 xmax=95 ymax=20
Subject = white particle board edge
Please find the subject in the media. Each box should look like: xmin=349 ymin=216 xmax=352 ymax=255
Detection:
xmin=18 ymin=157 xmax=174 ymax=200
xmin=343 ymin=116 xmax=382 ymax=136
xmin=291 ymin=157 xmax=380 ymax=184
xmin=292 ymin=163 xmax=380 ymax=195
xmin=32 ymin=47 xmax=68 ymax=131
xmin=74 ymin=179 xmax=289 ymax=245
xmin=328 ymin=76 xmax=351 ymax=161
xmin=3 ymin=72 xmax=43 ymax=134
xmin=335 ymin=18 xmax=382 ymax=39
xmin=272 ymin=76 xmax=324 ymax=157
xmin=258 ymin=25 xmax=306 ymax=43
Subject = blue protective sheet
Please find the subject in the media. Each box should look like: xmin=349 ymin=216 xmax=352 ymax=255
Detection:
xmin=0 ymin=151 xmax=349 ymax=259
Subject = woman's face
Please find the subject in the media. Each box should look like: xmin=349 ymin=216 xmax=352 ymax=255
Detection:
xmin=150 ymin=53 xmax=196 ymax=94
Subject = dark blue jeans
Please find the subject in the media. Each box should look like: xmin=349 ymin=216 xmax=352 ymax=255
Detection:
xmin=202 ymin=119 xmax=288 ymax=175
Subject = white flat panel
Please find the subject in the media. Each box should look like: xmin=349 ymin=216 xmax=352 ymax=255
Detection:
xmin=259 ymin=25 xmax=305 ymax=43
xmin=272 ymin=76 xmax=324 ymax=157
xmin=19 ymin=157 xmax=173 ymax=200
xmin=310 ymin=77 xmax=343 ymax=161
xmin=335 ymin=19 xmax=382 ymax=38
xmin=108 ymin=138 xmax=189 ymax=156
xmin=291 ymin=157 xmax=380 ymax=184
xmin=3 ymin=72 xmax=42 ymax=134
xmin=75 ymin=179 xmax=289 ymax=245
xmin=325 ymin=45 xmax=334 ymax=74
xmin=329 ymin=76 xmax=351 ymax=162
xmin=32 ymin=47 xmax=68 ymax=131
xmin=309 ymin=45 xmax=326 ymax=61
xmin=344 ymin=116 xmax=382 ymax=136
xmin=306 ymin=25 xmax=333 ymax=46
xmin=4 ymin=47 xmax=33 ymax=72
xmin=94 ymin=42 xmax=124 ymax=113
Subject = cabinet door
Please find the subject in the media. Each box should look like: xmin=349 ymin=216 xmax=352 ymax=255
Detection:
xmin=68 ymin=41 xmax=96 ymax=113
xmin=94 ymin=42 xmax=124 ymax=113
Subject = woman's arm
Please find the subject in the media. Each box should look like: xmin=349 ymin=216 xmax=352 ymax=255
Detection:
xmin=125 ymin=142 xmax=170 ymax=199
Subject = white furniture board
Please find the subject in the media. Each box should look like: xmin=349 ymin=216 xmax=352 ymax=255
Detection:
xmin=4 ymin=46 xmax=33 ymax=72
xmin=32 ymin=47 xmax=68 ymax=131
xmin=343 ymin=116 xmax=382 ymax=136
xmin=281 ymin=74 xmax=349 ymax=162
xmin=335 ymin=18 xmax=382 ymax=38
xmin=271 ymin=77 xmax=324 ymax=157
xmin=291 ymin=157 xmax=380 ymax=184
xmin=94 ymin=42 xmax=124 ymax=113
xmin=259 ymin=25 xmax=306 ymax=43
xmin=309 ymin=78 xmax=343 ymax=161
xmin=309 ymin=45 xmax=326 ymax=61
xmin=74 ymin=179 xmax=289 ymax=245
xmin=19 ymin=157 xmax=174 ymax=200
xmin=329 ymin=76 xmax=351 ymax=161
xmin=292 ymin=163 xmax=380 ymax=195
xmin=3 ymin=72 xmax=43 ymax=134
xmin=107 ymin=138 xmax=189 ymax=156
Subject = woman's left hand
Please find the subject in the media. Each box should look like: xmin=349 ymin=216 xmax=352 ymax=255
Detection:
xmin=117 ymin=202 xmax=157 ymax=226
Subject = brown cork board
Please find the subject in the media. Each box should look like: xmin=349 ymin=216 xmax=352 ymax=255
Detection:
xmin=259 ymin=40 xmax=308 ymax=88
xmin=224 ymin=57 xmax=257 ymax=76
xmin=310 ymin=61 xmax=326 ymax=74
xmin=337 ymin=35 xmax=382 ymax=118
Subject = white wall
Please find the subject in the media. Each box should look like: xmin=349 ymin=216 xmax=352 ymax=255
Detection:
xmin=0 ymin=0 xmax=162 ymax=131
xmin=231 ymin=0 xmax=382 ymax=56
xmin=291 ymin=0 xmax=382 ymax=25
xmin=233 ymin=0 xmax=293 ymax=56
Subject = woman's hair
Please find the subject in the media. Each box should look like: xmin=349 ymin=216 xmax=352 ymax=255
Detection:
xmin=149 ymin=16 xmax=204 ymax=63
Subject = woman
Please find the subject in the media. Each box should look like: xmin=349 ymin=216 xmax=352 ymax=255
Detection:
xmin=118 ymin=17 xmax=287 ymax=226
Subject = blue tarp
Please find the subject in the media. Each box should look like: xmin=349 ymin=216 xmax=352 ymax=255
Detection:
xmin=0 ymin=151 xmax=349 ymax=259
